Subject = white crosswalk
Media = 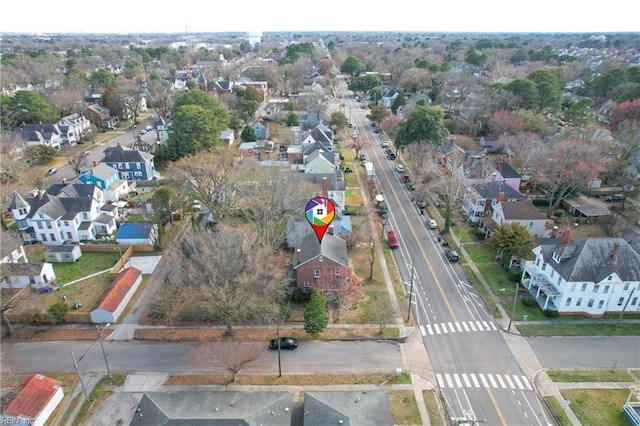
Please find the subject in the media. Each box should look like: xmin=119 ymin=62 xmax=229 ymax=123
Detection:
xmin=421 ymin=320 xmax=497 ymax=336
xmin=436 ymin=373 xmax=533 ymax=391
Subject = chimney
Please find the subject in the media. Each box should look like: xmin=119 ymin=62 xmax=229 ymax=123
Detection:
xmin=497 ymin=156 xmax=503 ymax=171
xmin=497 ymin=192 xmax=505 ymax=202
xmin=561 ymin=228 xmax=571 ymax=244
xmin=37 ymin=189 xmax=44 ymax=199
xmin=525 ymin=190 xmax=530 ymax=201
xmin=551 ymin=226 xmax=559 ymax=238
xmin=611 ymin=243 xmax=620 ymax=261
xmin=93 ymin=160 xmax=97 ymax=166
xmin=295 ymin=248 xmax=301 ymax=264
xmin=62 ymin=178 xmax=67 ymax=185
xmin=321 ymin=177 xmax=328 ymax=199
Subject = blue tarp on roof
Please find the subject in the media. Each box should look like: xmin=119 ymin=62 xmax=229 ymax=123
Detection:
xmin=116 ymin=222 xmax=154 ymax=239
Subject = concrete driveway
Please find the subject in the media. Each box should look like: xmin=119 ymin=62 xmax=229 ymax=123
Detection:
xmin=127 ymin=256 xmax=162 ymax=274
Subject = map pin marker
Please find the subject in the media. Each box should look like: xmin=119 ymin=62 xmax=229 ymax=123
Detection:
xmin=305 ymin=197 xmax=335 ymax=244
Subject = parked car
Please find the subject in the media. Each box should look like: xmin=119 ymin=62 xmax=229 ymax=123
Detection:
xmin=388 ymin=153 xmax=396 ymax=160
xmin=344 ymin=167 xmax=353 ymax=173
xmin=46 ymin=167 xmax=57 ymax=175
xmin=444 ymin=248 xmax=459 ymax=262
xmin=406 ymin=182 xmax=415 ymax=191
xmin=269 ymin=337 xmax=299 ymax=350
xmin=139 ymin=129 xmax=148 ymax=134
xmin=381 ymin=141 xmax=390 ymax=148
xmin=374 ymin=128 xmax=380 ymax=133
xmin=427 ymin=219 xmax=437 ymax=229
xmin=395 ymin=164 xmax=404 ymax=173
xmin=388 ymin=231 xmax=400 ymax=249
xmin=605 ymin=194 xmax=625 ymax=202
xmin=145 ymin=125 xmax=153 ymax=131
xmin=192 ymin=200 xmax=202 ymax=211
xmin=415 ymin=199 xmax=426 ymax=209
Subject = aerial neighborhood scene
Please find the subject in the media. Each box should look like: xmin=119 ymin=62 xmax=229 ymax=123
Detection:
xmin=1 ymin=5 xmax=640 ymax=425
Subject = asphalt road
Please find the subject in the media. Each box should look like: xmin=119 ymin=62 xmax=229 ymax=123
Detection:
xmin=526 ymin=336 xmax=640 ymax=368
xmin=2 ymin=340 xmax=403 ymax=376
xmin=342 ymin=81 xmax=550 ymax=425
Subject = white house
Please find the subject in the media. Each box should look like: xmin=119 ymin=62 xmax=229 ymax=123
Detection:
xmin=0 ymin=231 xmax=28 ymax=264
xmin=521 ymin=237 xmax=640 ymax=316
xmin=1 ymin=374 xmax=64 ymax=426
xmin=480 ymin=199 xmax=555 ymax=239
xmin=90 ymin=267 xmax=143 ymax=323
xmin=0 ymin=262 xmax=56 ymax=289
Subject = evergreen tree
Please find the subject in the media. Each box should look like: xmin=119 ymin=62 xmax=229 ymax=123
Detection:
xmin=304 ymin=290 xmax=328 ymax=335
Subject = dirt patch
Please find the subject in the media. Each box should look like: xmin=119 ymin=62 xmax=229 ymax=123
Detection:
xmin=10 ymin=327 xmax=115 ymax=340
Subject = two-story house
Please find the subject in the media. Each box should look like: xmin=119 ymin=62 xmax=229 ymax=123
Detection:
xmin=101 ymin=144 xmax=156 ymax=181
xmin=293 ymin=233 xmax=351 ymax=289
xmin=76 ymin=163 xmax=130 ymax=202
xmin=8 ymin=186 xmax=117 ymax=245
xmin=16 ymin=124 xmax=62 ymax=150
xmin=464 ymin=180 xmax=525 ymax=223
xmin=480 ymin=199 xmax=555 ymax=239
xmin=521 ymin=237 xmax=640 ymax=317
xmin=250 ymin=119 xmax=269 ymax=140
xmin=304 ymin=149 xmax=337 ymax=174
xmin=436 ymin=140 xmax=466 ymax=169
xmin=58 ymin=113 xmax=91 ymax=144
xmin=82 ymin=104 xmax=118 ymax=129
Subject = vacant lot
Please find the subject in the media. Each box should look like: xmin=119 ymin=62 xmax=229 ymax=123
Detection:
xmin=26 ymin=249 xmax=119 ymax=284
xmin=560 ymin=389 xmax=636 ymax=426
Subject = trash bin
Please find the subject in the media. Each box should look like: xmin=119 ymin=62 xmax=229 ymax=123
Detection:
xmin=522 ymin=315 xmax=528 ymax=322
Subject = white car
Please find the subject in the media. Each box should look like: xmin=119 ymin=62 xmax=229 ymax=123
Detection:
xmin=192 ymin=200 xmax=202 ymax=211
xmin=145 ymin=125 xmax=153 ymax=131
xmin=46 ymin=167 xmax=58 ymax=175
xmin=427 ymin=219 xmax=437 ymax=229
xmin=395 ymin=164 xmax=404 ymax=173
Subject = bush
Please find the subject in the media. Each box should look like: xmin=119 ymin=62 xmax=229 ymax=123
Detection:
xmin=543 ymin=309 xmax=559 ymax=318
xmin=521 ymin=297 xmax=539 ymax=308
xmin=552 ymin=209 xmax=565 ymax=217
xmin=279 ymin=305 xmax=292 ymax=321
xmin=507 ymin=270 xmax=522 ymax=283
xmin=47 ymin=302 xmax=69 ymax=324
xmin=289 ymin=288 xmax=312 ymax=304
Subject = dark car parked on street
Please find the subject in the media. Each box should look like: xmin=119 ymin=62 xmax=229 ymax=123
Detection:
xmin=444 ymin=248 xmax=459 ymax=262
xmin=269 ymin=337 xmax=299 ymax=350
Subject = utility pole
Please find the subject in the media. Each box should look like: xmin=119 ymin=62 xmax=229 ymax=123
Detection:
xmin=508 ymin=280 xmax=519 ymax=331
xmin=70 ymin=351 xmax=89 ymax=401
xmin=96 ymin=324 xmax=111 ymax=377
xmin=407 ymin=258 xmax=415 ymax=322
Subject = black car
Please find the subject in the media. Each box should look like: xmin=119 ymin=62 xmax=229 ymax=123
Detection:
xmin=388 ymin=153 xmax=396 ymax=160
xmin=444 ymin=248 xmax=459 ymax=262
xmin=605 ymin=194 xmax=625 ymax=202
xmin=269 ymin=337 xmax=299 ymax=350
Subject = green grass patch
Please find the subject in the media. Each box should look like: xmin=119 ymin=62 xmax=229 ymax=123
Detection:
xmin=547 ymin=369 xmax=634 ymax=382
xmin=543 ymin=396 xmax=573 ymax=426
xmin=388 ymin=390 xmax=421 ymax=425
xmin=518 ymin=323 xmax=640 ymax=336
xmin=452 ymin=226 xmax=478 ymax=244
xmin=462 ymin=243 xmax=494 ymax=263
xmin=462 ymin=265 xmax=502 ymax=319
xmin=560 ymin=389 xmax=635 ymax=426
xmin=50 ymin=252 xmax=119 ymax=284
xmin=422 ymin=389 xmax=444 ymax=426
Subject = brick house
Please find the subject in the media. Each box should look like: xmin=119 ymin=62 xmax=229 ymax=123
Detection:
xmin=293 ymin=233 xmax=350 ymax=289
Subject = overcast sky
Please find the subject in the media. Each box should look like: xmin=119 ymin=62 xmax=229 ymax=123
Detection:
xmin=2 ymin=0 xmax=638 ymax=34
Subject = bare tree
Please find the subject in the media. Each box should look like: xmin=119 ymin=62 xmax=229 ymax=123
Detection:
xmin=67 ymin=151 xmax=89 ymax=176
xmin=0 ymin=133 xmax=27 ymax=185
xmin=314 ymin=274 xmax=351 ymax=323
xmin=532 ymin=138 xmax=605 ymax=218
xmin=176 ymin=230 xmax=283 ymax=336
xmin=233 ymin=164 xmax=313 ymax=252
xmin=373 ymin=296 xmax=396 ymax=334
xmin=498 ymin=132 xmax=543 ymax=173
xmin=1 ymin=290 xmax=25 ymax=338
xmin=147 ymin=275 xmax=177 ymax=329
xmin=147 ymin=79 xmax=175 ymax=120
xmin=192 ymin=341 xmax=266 ymax=382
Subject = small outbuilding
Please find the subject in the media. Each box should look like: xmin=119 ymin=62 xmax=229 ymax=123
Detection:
xmin=43 ymin=245 xmax=82 ymax=263
xmin=0 ymin=263 xmax=56 ymax=289
xmin=115 ymin=222 xmax=158 ymax=246
xmin=1 ymin=374 xmax=64 ymax=426
xmin=90 ymin=267 xmax=143 ymax=323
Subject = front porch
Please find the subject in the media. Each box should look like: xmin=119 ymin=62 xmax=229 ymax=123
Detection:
xmin=521 ymin=267 xmax=560 ymax=311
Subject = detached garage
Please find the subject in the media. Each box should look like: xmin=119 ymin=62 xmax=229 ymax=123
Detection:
xmin=1 ymin=374 xmax=64 ymax=426
xmin=115 ymin=222 xmax=158 ymax=246
xmin=43 ymin=245 xmax=82 ymax=263
xmin=90 ymin=267 xmax=142 ymax=323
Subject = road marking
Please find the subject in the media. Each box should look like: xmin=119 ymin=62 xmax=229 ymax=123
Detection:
xmin=445 ymin=374 xmax=454 ymax=388
xmin=420 ymin=325 xmax=426 ymax=336
xmin=462 ymin=374 xmax=471 ymax=387
xmin=462 ymin=322 xmax=470 ymax=332
xmin=487 ymin=374 xmax=497 ymax=388
xmin=448 ymin=322 xmax=456 ymax=333
xmin=485 ymin=387 xmax=508 ymax=426
xmin=436 ymin=374 xmax=444 ymax=388
xmin=454 ymin=374 xmax=463 ymax=388
xmin=469 ymin=322 xmax=477 ymax=331
xmin=490 ymin=322 xmax=498 ymax=331
xmin=476 ymin=321 xmax=484 ymax=331
xmin=434 ymin=323 xmax=442 ymax=334
xmin=479 ymin=374 xmax=488 ymax=388
xmin=471 ymin=374 xmax=480 ymax=388
xmin=504 ymin=375 xmax=514 ymax=389
xmin=523 ymin=376 xmax=533 ymax=390
xmin=482 ymin=320 xmax=490 ymax=330
xmin=512 ymin=375 xmax=524 ymax=390
xmin=497 ymin=375 xmax=507 ymax=388
xmin=426 ymin=324 xmax=433 ymax=335
xmin=455 ymin=322 xmax=463 ymax=332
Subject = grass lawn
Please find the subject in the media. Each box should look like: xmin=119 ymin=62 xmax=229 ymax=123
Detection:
xmin=73 ymin=375 xmax=126 ymax=426
xmin=452 ymin=226 xmax=478 ymax=244
xmin=422 ymin=389 xmax=444 ymax=426
xmin=165 ymin=372 xmax=411 ymax=386
xmin=518 ymin=323 xmax=640 ymax=336
xmin=543 ymin=396 xmax=573 ymax=426
xmin=462 ymin=243 xmax=494 ymax=263
xmin=388 ymin=390 xmax=422 ymax=425
xmin=547 ymin=369 xmax=634 ymax=382
xmin=462 ymin=265 xmax=502 ymax=319
xmin=26 ymin=251 xmax=119 ymax=284
xmin=560 ymin=389 xmax=636 ymax=426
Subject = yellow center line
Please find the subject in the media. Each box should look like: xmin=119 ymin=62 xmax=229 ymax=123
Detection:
xmin=364 ymin=134 xmax=457 ymax=322
xmin=486 ymin=387 xmax=508 ymax=426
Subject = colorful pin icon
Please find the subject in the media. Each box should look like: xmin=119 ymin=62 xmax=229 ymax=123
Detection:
xmin=305 ymin=197 xmax=335 ymax=243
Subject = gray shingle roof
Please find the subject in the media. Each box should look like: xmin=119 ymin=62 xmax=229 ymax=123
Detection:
xmin=102 ymin=144 xmax=152 ymax=163
xmin=539 ymin=237 xmax=640 ymax=282
xmin=0 ymin=231 xmax=22 ymax=259
xmin=473 ymin=180 xmax=524 ymax=200
xmin=9 ymin=191 xmax=29 ymax=210
xmin=304 ymin=392 xmax=393 ymax=426
xmin=295 ymin=233 xmax=348 ymax=268
xmin=498 ymin=200 xmax=546 ymax=220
